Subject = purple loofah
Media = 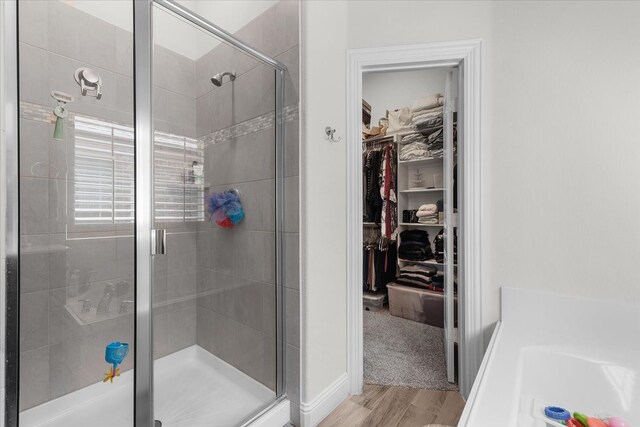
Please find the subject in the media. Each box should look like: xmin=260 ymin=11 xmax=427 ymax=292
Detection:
xmin=206 ymin=190 xmax=245 ymax=229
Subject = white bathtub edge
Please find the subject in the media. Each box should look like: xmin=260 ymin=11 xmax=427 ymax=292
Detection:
xmin=457 ymin=320 xmax=502 ymax=427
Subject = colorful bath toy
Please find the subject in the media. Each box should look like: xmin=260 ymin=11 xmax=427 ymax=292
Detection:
xmin=544 ymin=406 xmax=571 ymax=422
xmin=574 ymin=412 xmax=590 ymax=427
xmin=588 ymin=418 xmax=609 ymax=427
xmin=608 ymin=417 xmax=632 ymax=427
xmin=573 ymin=412 xmax=611 ymax=427
xmin=103 ymin=341 xmax=129 ymax=383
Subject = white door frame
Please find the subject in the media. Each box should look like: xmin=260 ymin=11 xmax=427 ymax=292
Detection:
xmin=345 ymin=40 xmax=482 ymax=399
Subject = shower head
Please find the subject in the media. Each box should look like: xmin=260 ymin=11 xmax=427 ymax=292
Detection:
xmin=211 ymin=71 xmax=236 ymax=87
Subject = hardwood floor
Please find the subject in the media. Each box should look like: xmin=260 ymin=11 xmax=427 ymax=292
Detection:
xmin=319 ymin=385 xmax=465 ymax=427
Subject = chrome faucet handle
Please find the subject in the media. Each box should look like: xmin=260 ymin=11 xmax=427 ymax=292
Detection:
xmin=119 ymin=300 xmax=134 ymax=314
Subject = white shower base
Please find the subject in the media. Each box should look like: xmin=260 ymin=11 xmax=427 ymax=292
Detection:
xmin=21 ymin=345 xmax=276 ymax=427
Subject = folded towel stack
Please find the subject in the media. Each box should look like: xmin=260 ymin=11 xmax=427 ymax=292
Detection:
xmin=416 ymin=203 xmax=439 ymax=224
xmin=388 ymin=94 xmax=456 ymax=160
xmin=411 ymin=94 xmax=445 ymax=158
xmin=399 ymin=133 xmax=429 ymax=161
xmin=394 ymin=264 xmax=437 ymax=289
xmin=398 ymin=229 xmax=434 ymax=261
xmin=411 ymin=94 xmax=444 ymax=113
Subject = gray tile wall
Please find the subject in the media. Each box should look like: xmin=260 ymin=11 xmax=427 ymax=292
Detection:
xmin=193 ymin=1 xmax=301 ymax=422
xmin=17 ymin=1 xmax=199 ymax=411
xmin=17 ymin=0 xmax=300 ymax=422
xmin=18 ymin=0 xmax=136 ymax=410
xmin=151 ymin=44 xmax=199 ymax=362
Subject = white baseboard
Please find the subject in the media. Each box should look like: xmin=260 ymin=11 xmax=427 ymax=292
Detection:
xmin=249 ymin=399 xmax=291 ymax=427
xmin=300 ymin=373 xmax=349 ymax=427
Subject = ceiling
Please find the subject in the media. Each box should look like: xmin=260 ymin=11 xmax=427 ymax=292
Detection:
xmin=61 ymin=0 xmax=278 ymax=60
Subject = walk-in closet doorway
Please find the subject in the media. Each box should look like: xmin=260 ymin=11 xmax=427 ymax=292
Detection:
xmin=362 ymin=67 xmax=458 ymax=393
xmin=346 ymin=40 xmax=483 ymax=400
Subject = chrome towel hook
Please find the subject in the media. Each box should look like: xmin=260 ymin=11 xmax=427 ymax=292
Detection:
xmin=325 ymin=126 xmax=342 ymax=143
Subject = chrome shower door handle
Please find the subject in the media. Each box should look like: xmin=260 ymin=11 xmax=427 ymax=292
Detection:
xmin=151 ymin=229 xmax=166 ymax=255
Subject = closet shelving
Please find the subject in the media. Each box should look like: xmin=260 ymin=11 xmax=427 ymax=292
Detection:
xmin=398 ymin=157 xmax=440 ymax=165
xmin=404 ymin=260 xmax=458 ymax=267
xmin=393 ymin=88 xmax=459 ymax=386
xmin=399 ymin=188 xmax=444 ymax=193
xmin=363 ymin=124 xmax=456 ymax=271
xmin=395 ymin=125 xmax=455 ymax=273
xmin=362 ymin=128 xmax=453 ymax=268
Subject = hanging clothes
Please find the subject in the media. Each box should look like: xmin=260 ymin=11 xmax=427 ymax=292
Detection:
xmin=362 ymin=244 xmax=397 ymax=293
xmin=362 ymin=142 xmax=398 ymax=293
xmin=363 ymin=149 xmax=383 ymax=223
xmin=374 ymin=243 xmax=397 ymax=294
xmin=379 ymin=144 xmax=398 ymax=249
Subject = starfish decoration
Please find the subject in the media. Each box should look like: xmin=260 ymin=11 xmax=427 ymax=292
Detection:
xmin=103 ymin=366 xmax=121 ymax=383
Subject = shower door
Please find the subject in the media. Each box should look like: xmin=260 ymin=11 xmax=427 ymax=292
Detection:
xmin=14 ymin=1 xmax=137 ymax=426
xmin=138 ymin=1 xmax=286 ymax=426
xmin=7 ymin=0 xmax=285 ymax=426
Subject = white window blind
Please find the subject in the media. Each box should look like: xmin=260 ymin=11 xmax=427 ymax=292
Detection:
xmin=73 ymin=116 xmax=204 ymax=225
xmin=73 ymin=116 xmax=134 ymax=224
xmin=153 ymin=131 xmax=204 ymax=222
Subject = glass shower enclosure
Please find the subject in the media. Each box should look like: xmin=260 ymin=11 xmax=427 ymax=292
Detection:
xmin=4 ymin=0 xmax=286 ymax=426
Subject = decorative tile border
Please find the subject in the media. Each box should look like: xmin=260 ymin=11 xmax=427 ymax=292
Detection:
xmin=198 ymin=103 xmax=299 ymax=147
xmin=21 ymin=101 xmax=300 ymax=149
xmin=20 ymin=101 xmax=132 ymax=129
xmin=19 ymin=101 xmax=57 ymax=124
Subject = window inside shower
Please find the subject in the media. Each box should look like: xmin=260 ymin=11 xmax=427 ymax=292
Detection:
xmin=71 ymin=116 xmax=204 ymax=225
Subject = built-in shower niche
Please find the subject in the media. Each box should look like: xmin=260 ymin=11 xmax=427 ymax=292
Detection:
xmin=63 ymin=279 xmax=133 ymax=326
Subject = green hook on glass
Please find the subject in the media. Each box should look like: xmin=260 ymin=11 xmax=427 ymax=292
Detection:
xmin=53 ymin=105 xmax=68 ymax=141
xmin=50 ymin=91 xmax=73 ymax=141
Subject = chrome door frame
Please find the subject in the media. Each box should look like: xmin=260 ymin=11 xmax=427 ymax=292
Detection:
xmin=133 ymin=1 xmax=154 ymax=426
xmin=3 ymin=0 xmax=20 ymax=425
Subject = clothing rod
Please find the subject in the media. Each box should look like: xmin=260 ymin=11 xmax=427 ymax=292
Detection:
xmin=362 ymin=134 xmax=394 ymax=144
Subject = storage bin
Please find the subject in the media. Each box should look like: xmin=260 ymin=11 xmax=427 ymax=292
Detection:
xmin=387 ymin=283 xmax=457 ymax=328
xmin=363 ymin=292 xmax=386 ymax=312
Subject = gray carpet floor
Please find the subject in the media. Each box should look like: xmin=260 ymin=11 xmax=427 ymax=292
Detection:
xmin=364 ymin=307 xmax=457 ymax=391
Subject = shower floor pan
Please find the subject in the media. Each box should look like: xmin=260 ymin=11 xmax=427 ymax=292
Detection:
xmin=20 ymin=345 xmax=275 ymax=427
